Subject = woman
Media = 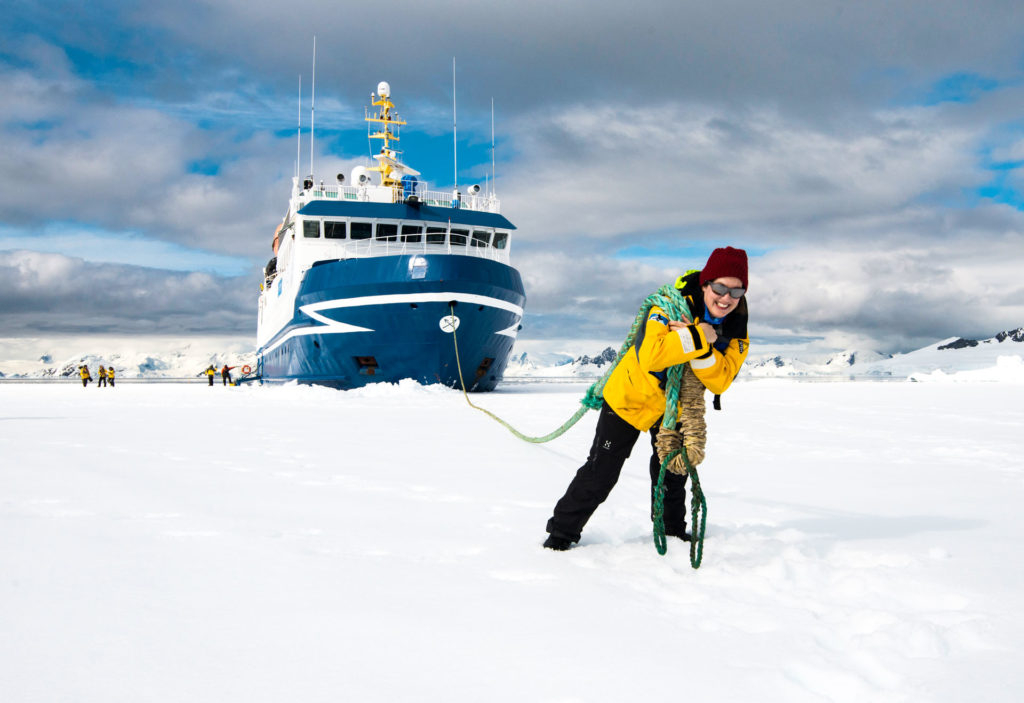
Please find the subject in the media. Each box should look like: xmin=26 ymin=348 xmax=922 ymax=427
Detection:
xmin=543 ymin=247 xmax=750 ymax=550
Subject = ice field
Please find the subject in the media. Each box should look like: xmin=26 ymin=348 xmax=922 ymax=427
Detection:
xmin=2 ymin=378 xmax=1022 ymax=702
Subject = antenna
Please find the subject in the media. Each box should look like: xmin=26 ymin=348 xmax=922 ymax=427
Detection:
xmin=491 ymin=97 xmax=496 ymax=196
xmin=452 ymin=57 xmax=457 ymax=191
xmin=296 ymin=75 xmax=302 ymax=180
xmin=310 ymin=36 xmax=316 ymax=179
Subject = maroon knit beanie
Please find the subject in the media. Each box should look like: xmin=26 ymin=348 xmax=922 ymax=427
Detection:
xmin=700 ymin=246 xmax=748 ymax=290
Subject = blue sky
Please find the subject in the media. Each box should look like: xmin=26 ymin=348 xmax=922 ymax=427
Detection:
xmin=2 ymin=0 xmax=1024 ymax=355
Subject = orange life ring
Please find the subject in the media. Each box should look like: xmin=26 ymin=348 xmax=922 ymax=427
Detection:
xmin=241 ymin=364 xmax=252 ymax=375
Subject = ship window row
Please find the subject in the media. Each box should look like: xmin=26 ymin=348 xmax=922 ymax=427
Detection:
xmin=302 ymin=219 xmax=508 ymax=249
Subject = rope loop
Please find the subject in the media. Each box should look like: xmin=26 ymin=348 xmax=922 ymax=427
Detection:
xmin=652 ymin=447 xmax=707 ymax=568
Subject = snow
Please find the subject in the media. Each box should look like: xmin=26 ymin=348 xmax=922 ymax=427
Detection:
xmin=0 ymin=335 xmax=256 ymax=379
xmin=909 ymin=355 xmax=1024 ymax=383
xmin=745 ymin=327 xmax=1024 ymax=380
xmin=3 ymin=326 xmax=1022 ymax=382
xmin=2 ymin=378 xmax=1023 ymax=702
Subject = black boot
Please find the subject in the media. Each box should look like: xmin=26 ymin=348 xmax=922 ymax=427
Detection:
xmin=543 ymin=535 xmax=573 ymax=551
xmin=664 ymin=525 xmax=692 ymax=541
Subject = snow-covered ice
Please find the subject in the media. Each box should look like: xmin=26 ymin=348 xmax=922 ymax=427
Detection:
xmin=1 ymin=378 xmax=1022 ymax=702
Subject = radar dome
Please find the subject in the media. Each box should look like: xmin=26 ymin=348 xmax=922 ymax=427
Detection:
xmin=351 ymin=165 xmax=374 ymax=186
xmin=377 ymin=81 xmax=391 ymax=98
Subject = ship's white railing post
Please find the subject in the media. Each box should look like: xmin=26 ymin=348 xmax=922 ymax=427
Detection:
xmin=298 ymin=183 xmax=499 ymax=212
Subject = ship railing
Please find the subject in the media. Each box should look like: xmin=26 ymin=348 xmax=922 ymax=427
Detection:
xmin=300 ymin=183 xmax=501 ymax=213
xmin=416 ymin=190 xmax=501 ymax=214
xmin=326 ymin=238 xmax=511 ymax=263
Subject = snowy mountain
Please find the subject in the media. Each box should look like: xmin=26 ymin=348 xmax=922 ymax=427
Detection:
xmin=509 ymin=327 xmax=1024 ymax=381
xmin=0 ymin=342 xmax=257 ymax=380
xmin=1 ymin=327 xmax=1021 ymax=381
xmin=506 ymin=346 xmax=620 ymax=378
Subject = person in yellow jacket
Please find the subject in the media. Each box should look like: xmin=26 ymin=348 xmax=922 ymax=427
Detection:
xmin=107 ymin=366 xmax=115 ymax=387
xmin=78 ymin=365 xmax=92 ymax=387
xmin=97 ymin=365 xmax=107 ymax=388
xmin=205 ymin=365 xmax=216 ymax=386
xmin=544 ymin=246 xmax=750 ymax=550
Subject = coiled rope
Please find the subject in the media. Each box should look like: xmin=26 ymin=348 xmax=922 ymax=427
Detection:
xmin=449 ymin=285 xmax=708 ymax=567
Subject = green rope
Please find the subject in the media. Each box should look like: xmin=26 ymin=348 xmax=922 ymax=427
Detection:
xmin=450 ymin=283 xmax=708 ymax=562
xmin=470 ymin=283 xmax=694 ymax=443
xmin=652 ymin=449 xmax=707 ymax=568
xmin=449 ymin=287 xmax=676 ymax=443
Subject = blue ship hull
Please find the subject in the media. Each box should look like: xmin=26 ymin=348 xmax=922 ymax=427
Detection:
xmin=258 ymin=254 xmax=525 ymax=391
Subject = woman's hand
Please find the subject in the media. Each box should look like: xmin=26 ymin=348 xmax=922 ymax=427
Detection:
xmin=698 ymin=322 xmax=718 ymax=344
xmin=667 ymin=313 xmax=692 ymax=331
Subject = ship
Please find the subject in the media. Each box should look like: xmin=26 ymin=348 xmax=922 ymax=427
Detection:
xmin=255 ymin=81 xmax=526 ymax=391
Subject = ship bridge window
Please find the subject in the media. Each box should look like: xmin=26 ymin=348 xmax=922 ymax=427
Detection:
xmin=376 ymin=223 xmax=398 ymax=241
xmin=303 ymin=220 xmax=321 ymax=238
xmin=493 ymin=231 xmax=509 ymax=250
xmin=350 ymin=222 xmax=372 ymax=240
xmin=426 ymin=226 xmax=446 ymax=244
xmin=324 ymin=221 xmax=346 ymax=239
xmin=449 ymin=228 xmax=469 ymax=246
xmin=471 ymin=230 xmax=491 ymax=248
xmin=401 ymin=224 xmax=423 ymax=243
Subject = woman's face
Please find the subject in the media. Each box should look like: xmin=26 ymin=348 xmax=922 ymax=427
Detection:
xmin=702 ymin=276 xmax=744 ymax=318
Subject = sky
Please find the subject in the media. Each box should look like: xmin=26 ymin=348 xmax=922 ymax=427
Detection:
xmin=3 ymin=0 xmax=1024 ymax=357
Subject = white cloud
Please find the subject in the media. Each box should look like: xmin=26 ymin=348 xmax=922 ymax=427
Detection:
xmin=4 ymin=5 xmax=1024 ymax=353
xmin=752 ymin=234 xmax=1024 ymax=350
xmin=500 ymin=102 xmax=980 ymax=240
xmin=0 ymin=251 xmax=254 ymax=336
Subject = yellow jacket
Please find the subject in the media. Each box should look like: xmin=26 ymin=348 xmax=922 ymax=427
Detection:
xmin=79 ymin=366 xmax=90 ymax=380
xmin=106 ymin=367 xmax=115 ymax=378
xmin=602 ymin=273 xmax=749 ymax=431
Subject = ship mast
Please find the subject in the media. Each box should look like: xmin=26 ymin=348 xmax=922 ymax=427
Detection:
xmin=366 ymin=81 xmax=408 ymax=192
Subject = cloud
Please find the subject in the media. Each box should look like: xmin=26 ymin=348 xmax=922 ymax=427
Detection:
xmin=515 ymin=250 xmax=678 ymax=340
xmin=512 ymin=207 xmax=1024 ymax=352
xmin=500 ymin=102 xmax=981 ymax=241
xmin=747 ymin=231 xmax=1024 ymax=351
xmin=3 ymin=3 xmax=1024 ymax=352
xmin=0 ymin=37 xmax=351 ymax=259
xmin=39 ymin=1 xmax=1024 ymax=117
xmin=0 ymin=250 xmax=256 ymax=336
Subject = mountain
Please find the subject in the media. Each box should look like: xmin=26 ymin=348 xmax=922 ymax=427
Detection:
xmin=508 ymin=327 xmax=1024 ymax=381
xmin=2 ymin=327 xmax=1021 ymax=381
xmin=0 ymin=344 xmax=257 ymax=380
xmin=506 ymin=346 xmax=619 ymax=378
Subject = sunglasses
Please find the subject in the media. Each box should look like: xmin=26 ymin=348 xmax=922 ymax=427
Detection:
xmin=708 ymin=281 xmax=746 ymax=299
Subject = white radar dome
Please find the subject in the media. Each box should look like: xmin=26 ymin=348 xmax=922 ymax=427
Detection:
xmin=377 ymin=81 xmax=391 ymax=98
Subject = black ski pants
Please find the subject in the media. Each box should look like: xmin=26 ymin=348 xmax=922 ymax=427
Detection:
xmin=546 ymin=401 xmax=689 ymax=543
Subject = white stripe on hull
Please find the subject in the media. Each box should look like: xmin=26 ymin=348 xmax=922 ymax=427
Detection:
xmin=260 ymin=291 xmax=523 ymax=355
xmin=304 ymin=291 xmax=524 ymax=317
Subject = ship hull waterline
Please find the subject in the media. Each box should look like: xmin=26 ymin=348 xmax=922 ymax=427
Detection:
xmin=257 ymin=254 xmax=525 ymax=392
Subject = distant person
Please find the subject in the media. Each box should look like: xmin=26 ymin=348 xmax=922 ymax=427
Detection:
xmin=543 ymin=247 xmax=750 ymax=551
xmin=205 ymin=365 xmax=216 ymax=386
xmin=97 ymin=365 xmax=107 ymax=388
xmin=79 ymin=365 xmax=92 ymax=387
xmin=221 ymin=364 xmax=235 ymax=386
xmin=107 ymin=366 xmax=115 ymax=387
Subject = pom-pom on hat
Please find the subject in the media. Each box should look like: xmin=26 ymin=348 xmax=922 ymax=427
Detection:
xmin=700 ymin=246 xmax=748 ymax=290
